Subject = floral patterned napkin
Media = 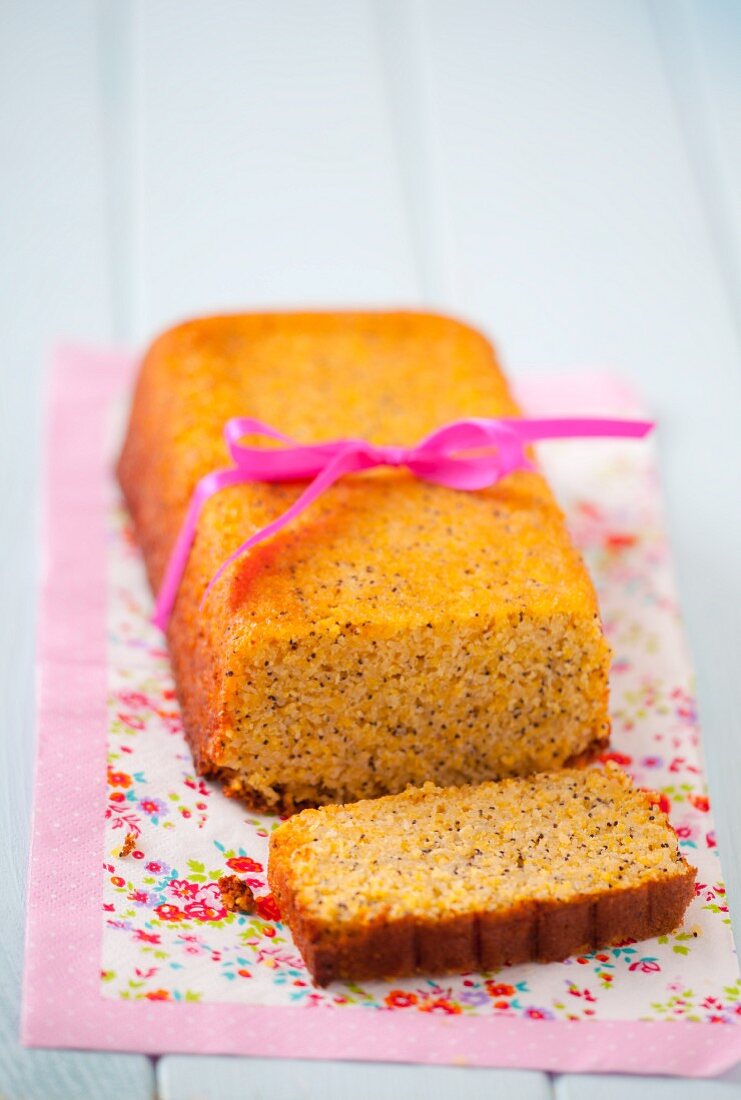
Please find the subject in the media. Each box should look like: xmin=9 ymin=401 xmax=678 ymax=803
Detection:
xmin=101 ymin=394 xmax=739 ymax=1028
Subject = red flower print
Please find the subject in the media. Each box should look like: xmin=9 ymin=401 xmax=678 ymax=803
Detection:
xmin=568 ymin=983 xmax=596 ymax=1002
xmin=108 ymin=771 xmax=132 ymax=788
xmin=144 ymin=989 xmax=170 ymax=1001
xmin=109 ymin=791 xmax=126 ymax=803
xmin=118 ymin=713 xmax=145 ymax=730
xmin=485 ymin=981 xmax=515 ymax=998
xmin=226 ymin=856 xmax=264 ymax=874
xmin=128 ymin=890 xmax=149 ymax=905
xmin=706 ymin=831 xmax=717 ymax=849
xmin=168 ymin=879 xmax=199 ymax=900
xmin=604 ymin=532 xmax=637 ymax=551
xmin=385 ymin=991 xmax=418 ymax=1008
xmin=628 ymin=957 xmax=661 ymax=974
xmin=256 ymin=894 xmax=281 ymax=921
xmin=689 ymin=794 xmax=710 ymax=813
xmin=154 ymin=903 xmax=185 ymax=922
xmin=118 ymin=691 xmax=149 ymax=709
xmin=184 ymin=899 xmax=226 ymax=922
xmin=599 ymin=751 xmax=632 ymax=767
xmin=134 ymin=930 xmax=161 ymax=944
xmin=420 ymin=998 xmax=461 ymax=1016
xmin=145 ymin=861 xmax=166 ymax=873
xmin=110 ymin=875 xmax=125 ymax=887
xmin=524 ymin=1008 xmax=548 ymax=1020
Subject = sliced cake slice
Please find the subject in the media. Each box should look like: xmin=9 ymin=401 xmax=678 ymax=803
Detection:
xmin=268 ymin=765 xmax=696 ymax=985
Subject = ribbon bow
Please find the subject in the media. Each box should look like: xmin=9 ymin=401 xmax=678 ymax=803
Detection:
xmin=153 ymin=414 xmax=653 ymax=629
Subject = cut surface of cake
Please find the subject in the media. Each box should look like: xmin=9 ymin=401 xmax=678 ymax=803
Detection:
xmin=268 ymin=766 xmax=696 ymax=985
xmin=117 ymin=310 xmax=611 ymax=810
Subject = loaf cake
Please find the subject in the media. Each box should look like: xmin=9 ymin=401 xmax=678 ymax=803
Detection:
xmin=117 ymin=311 xmax=611 ymax=811
xmin=268 ymin=765 xmax=696 ymax=985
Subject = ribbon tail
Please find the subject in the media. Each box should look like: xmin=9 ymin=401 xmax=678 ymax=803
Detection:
xmin=152 ymin=467 xmax=249 ymax=631
xmin=504 ymin=417 xmax=655 ymax=442
xmin=198 ymin=445 xmax=370 ymax=612
xmin=152 ymin=497 xmax=202 ymax=631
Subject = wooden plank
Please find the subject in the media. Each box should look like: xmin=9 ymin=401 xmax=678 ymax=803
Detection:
xmin=159 ymin=1057 xmax=554 ymax=1100
xmin=0 ymin=0 xmax=154 ymax=1095
xmin=128 ymin=0 xmax=420 ymax=343
xmin=401 ymin=0 xmax=739 ymax=384
xmin=649 ymin=0 xmax=741 ymax=328
xmin=557 ymin=1069 xmax=741 ymax=1099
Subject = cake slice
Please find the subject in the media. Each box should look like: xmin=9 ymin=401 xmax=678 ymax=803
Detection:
xmin=118 ymin=311 xmax=611 ymax=811
xmin=268 ymin=765 xmax=696 ymax=985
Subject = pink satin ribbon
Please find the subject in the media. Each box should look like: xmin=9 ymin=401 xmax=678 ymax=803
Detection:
xmin=152 ymin=415 xmax=653 ymax=630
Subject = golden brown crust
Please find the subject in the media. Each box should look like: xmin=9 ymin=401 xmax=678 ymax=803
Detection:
xmin=563 ymin=735 xmax=610 ymax=770
xmin=268 ymin=859 xmax=696 ymax=986
xmin=208 ymin=767 xmax=335 ymax=815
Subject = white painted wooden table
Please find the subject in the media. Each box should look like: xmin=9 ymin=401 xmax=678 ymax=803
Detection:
xmin=2 ymin=1 xmax=740 ymax=1096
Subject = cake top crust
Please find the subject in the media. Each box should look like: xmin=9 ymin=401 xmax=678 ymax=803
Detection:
xmin=129 ymin=311 xmax=601 ymax=636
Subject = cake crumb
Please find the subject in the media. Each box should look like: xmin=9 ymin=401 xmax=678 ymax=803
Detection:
xmin=118 ymin=832 xmax=137 ymax=858
xmin=218 ymin=874 xmax=255 ymax=914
